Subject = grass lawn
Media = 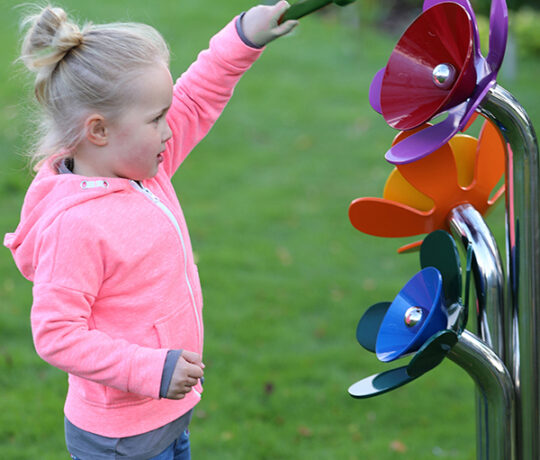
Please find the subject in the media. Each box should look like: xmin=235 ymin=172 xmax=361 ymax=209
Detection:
xmin=1 ymin=1 xmax=539 ymax=459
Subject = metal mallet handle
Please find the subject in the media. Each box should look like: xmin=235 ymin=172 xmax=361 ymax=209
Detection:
xmin=279 ymin=0 xmax=356 ymax=23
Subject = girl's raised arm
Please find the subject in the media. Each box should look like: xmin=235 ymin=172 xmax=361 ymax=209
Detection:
xmin=161 ymin=2 xmax=297 ymax=177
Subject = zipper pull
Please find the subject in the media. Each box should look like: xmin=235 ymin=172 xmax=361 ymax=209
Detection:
xmin=143 ymin=187 xmax=160 ymax=203
xmin=131 ymin=181 xmax=160 ymax=202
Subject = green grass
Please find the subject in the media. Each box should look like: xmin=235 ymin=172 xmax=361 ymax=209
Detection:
xmin=1 ymin=1 xmax=539 ymax=459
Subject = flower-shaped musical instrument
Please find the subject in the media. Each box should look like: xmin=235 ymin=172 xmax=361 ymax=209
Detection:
xmin=348 ymin=118 xmax=505 ymax=252
xmin=349 ymin=230 xmax=472 ymax=398
xmin=369 ymin=0 xmax=508 ymax=164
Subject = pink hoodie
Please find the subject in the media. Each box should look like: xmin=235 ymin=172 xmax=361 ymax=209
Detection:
xmin=4 ymin=19 xmax=263 ymax=438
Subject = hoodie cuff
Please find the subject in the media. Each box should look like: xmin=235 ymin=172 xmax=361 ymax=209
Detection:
xmin=236 ymin=12 xmax=264 ymax=49
xmin=160 ymin=349 xmax=183 ymax=398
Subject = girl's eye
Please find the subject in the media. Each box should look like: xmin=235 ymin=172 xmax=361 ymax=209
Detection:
xmin=152 ymin=108 xmax=169 ymax=124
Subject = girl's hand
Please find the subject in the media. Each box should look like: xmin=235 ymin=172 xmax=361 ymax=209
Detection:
xmin=242 ymin=1 xmax=299 ymax=47
xmin=166 ymin=350 xmax=205 ymax=399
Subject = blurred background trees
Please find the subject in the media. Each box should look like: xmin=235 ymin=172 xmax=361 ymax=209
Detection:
xmin=350 ymin=0 xmax=540 ymax=58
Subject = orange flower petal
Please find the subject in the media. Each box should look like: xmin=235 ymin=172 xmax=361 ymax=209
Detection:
xmin=472 ymin=118 xmax=506 ymax=197
xmin=349 ymin=197 xmax=436 ymax=237
xmin=383 ymin=168 xmax=434 ymax=212
xmin=448 ymin=134 xmax=477 ymax=187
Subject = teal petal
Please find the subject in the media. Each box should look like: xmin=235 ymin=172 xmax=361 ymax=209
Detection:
xmin=349 ymin=366 xmax=416 ymax=399
xmin=356 ymin=302 xmax=391 ymax=353
xmin=420 ymin=230 xmax=462 ymax=305
xmin=407 ymin=329 xmax=458 ymax=378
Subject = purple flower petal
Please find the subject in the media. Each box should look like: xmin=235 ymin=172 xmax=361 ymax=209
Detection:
xmin=458 ymin=77 xmax=497 ymax=131
xmin=487 ymin=0 xmax=508 ymax=72
xmin=369 ymin=67 xmax=385 ymax=114
xmin=385 ymin=103 xmax=467 ymax=165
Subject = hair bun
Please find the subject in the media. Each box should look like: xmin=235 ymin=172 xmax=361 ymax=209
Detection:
xmin=21 ymin=6 xmax=84 ymax=72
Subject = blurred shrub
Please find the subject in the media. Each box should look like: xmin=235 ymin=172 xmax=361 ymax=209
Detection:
xmin=355 ymin=0 xmax=540 ymax=59
xmin=477 ymin=8 xmax=540 ymax=58
xmin=511 ymin=8 xmax=540 ymax=57
xmin=358 ymin=0 xmax=540 ymax=23
xmin=472 ymin=0 xmax=538 ymax=14
xmin=356 ymin=0 xmax=421 ymax=31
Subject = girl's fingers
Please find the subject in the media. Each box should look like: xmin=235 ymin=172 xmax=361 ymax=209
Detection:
xmin=273 ymin=19 xmax=299 ymax=36
xmin=273 ymin=0 xmax=291 ymax=15
xmin=182 ymin=350 xmax=205 ymax=368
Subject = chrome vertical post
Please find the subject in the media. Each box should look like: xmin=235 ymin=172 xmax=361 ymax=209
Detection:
xmin=478 ymin=84 xmax=540 ymax=460
xmin=449 ymin=203 xmax=511 ymax=460
xmin=447 ymin=330 xmax=515 ymax=460
xmin=449 ymin=204 xmax=506 ymax=359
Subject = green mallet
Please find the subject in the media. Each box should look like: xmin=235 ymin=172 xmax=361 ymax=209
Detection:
xmin=278 ymin=0 xmax=357 ymax=23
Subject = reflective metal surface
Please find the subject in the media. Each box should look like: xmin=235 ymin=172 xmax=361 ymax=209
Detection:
xmin=449 ymin=204 xmax=506 ymax=360
xmin=449 ymin=203 xmax=508 ymax=460
xmin=404 ymin=306 xmax=423 ymax=327
xmin=447 ymin=330 xmax=515 ymax=460
xmin=479 ymin=84 xmax=540 ymax=460
xmin=432 ymin=63 xmax=456 ymax=89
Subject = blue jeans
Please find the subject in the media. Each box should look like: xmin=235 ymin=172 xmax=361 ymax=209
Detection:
xmin=150 ymin=430 xmax=191 ymax=460
xmin=69 ymin=429 xmax=190 ymax=460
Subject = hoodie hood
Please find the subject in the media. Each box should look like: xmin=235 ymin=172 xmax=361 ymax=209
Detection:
xmin=4 ymin=158 xmax=130 ymax=281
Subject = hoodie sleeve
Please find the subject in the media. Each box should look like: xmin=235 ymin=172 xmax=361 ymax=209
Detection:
xmin=162 ymin=16 xmax=264 ymax=177
xmin=30 ymin=211 xmax=167 ymax=400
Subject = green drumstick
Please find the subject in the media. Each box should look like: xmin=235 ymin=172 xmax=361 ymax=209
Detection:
xmin=279 ymin=0 xmax=356 ymax=23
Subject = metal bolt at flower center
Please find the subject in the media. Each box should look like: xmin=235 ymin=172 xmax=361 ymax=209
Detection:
xmin=404 ymin=307 xmax=424 ymax=327
xmin=432 ymin=63 xmax=457 ymax=89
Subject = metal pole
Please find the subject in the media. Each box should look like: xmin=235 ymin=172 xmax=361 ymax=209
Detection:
xmin=449 ymin=204 xmax=506 ymax=359
xmin=449 ymin=203 xmax=509 ymax=460
xmin=447 ymin=330 xmax=515 ymax=460
xmin=479 ymin=84 xmax=540 ymax=460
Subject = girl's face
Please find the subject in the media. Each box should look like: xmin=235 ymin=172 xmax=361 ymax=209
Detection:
xmin=105 ymin=62 xmax=173 ymax=181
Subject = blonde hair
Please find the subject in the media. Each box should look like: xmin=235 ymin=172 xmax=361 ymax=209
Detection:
xmin=20 ymin=5 xmax=170 ymax=168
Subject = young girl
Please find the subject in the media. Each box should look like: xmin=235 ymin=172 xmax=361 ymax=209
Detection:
xmin=4 ymin=2 xmax=297 ymax=459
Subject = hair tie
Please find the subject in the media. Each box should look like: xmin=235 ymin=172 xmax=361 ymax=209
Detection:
xmin=57 ymin=23 xmax=85 ymax=59
xmin=66 ymin=29 xmax=84 ymax=53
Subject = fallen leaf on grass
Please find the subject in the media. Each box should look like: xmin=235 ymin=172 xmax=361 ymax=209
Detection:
xmin=264 ymin=382 xmax=275 ymax=395
xmin=390 ymin=440 xmax=407 ymax=453
xmin=220 ymin=431 xmax=234 ymax=441
xmin=298 ymin=425 xmax=313 ymax=437
xmin=276 ymin=246 xmax=293 ymax=266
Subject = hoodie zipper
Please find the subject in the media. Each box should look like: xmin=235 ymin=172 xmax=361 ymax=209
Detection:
xmin=130 ymin=181 xmax=203 ymax=355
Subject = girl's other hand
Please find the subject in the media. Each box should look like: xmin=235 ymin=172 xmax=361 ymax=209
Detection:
xmin=242 ymin=1 xmax=299 ymax=47
xmin=166 ymin=350 xmax=205 ymax=399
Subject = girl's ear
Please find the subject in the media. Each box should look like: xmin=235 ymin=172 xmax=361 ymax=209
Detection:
xmin=85 ymin=114 xmax=108 ymax=146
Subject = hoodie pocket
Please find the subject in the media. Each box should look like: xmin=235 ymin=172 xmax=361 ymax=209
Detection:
xmin=154 ymin=298 xmax=198 ymax=353
xmin=75 ymin=375 xmax=150 ymax=408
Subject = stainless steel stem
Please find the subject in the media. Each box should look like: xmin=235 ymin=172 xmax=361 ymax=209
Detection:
xmin=449 ymin=204 xmax=506 ymax=359
xmin=479 ymin=84 xmax=540 ymax=460
xmin=447 ymin=330 xmax=515 ymax=460
xmin=449 ymin=203 xmax=508 ymax=460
